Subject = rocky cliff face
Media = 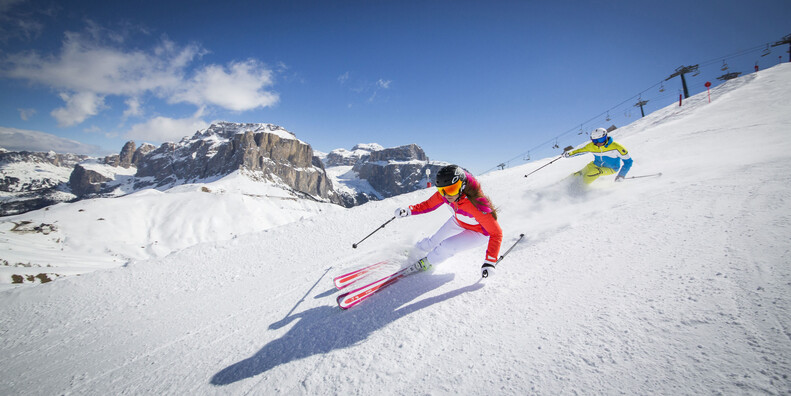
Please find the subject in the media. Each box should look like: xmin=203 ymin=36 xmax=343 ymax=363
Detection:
xmin=323 ymin=143 xmax=447 ymax=207
xmin=352 ymin=144 xmax=445 ymax=197
xmin=0 ymin=151 xmax=89 ymax=193
xmin=324 ymin=143 xmax=384 ymax=167
xmin=128 ymin=122 xmax=337 ymax=202
xmin=0 ymin=150 xmax=90 ymax=216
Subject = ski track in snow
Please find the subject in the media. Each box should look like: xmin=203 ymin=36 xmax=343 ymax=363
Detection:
xmin=1 ymin=64 xmax=791 ymax=395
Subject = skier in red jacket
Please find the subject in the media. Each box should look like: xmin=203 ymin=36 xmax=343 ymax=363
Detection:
xmin=394 ymin=165 xmax=503 ymax=277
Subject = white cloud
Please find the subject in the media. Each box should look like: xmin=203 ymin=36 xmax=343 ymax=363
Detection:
xmin=0 ymin=25 xmax=279 ymax=125
xmin=126 ymin=115 xmax=209 ymax=142
xmin=17 ymin=107 xmax=35 ymax=120
xmin=122 ymin=97 xmax=142 ymax=120
xmin=171 ymin=59 xmax=279 ymax=111
xmin=0 ymin=126 xmax=104 ymax=155
xmin=51 ymin=91 xmax=105 ymax=127
xmin=338 ymin=72 xmax=350 ymax=84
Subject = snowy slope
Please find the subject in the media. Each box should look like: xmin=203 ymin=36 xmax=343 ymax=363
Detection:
xmin=0 ymin=171 xmax=343 ymax=288
xmin=1 ymin=64 xmax=790 ymax=395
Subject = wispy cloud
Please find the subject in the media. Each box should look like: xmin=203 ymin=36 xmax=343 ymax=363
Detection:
xmin=17 ymin=107 xmax=35 ymax=120
xmin=122 ymin=97 xmax=142 ymax=120
xmin=339 ymin=72 xmax=393 ymax=104
xmin=0 ymin=126 xmax=104 ymax=155
xmin=368 ymin=78 xmax=392 ymax=102
xmin=376 ymin=79 xmax=391 ymax=89
xmin=0 ymin=0 xmax=46 ymax=43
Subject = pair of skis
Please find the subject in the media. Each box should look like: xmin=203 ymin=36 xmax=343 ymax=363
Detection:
xmin=333 ymin=260 xmax=423 ymax=310
xmin=333 ymin=233 xmax=526 ymax=310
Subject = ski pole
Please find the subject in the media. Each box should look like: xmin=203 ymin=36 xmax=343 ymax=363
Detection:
xmin=352 ymin=216 xmax=396 ymax=249
xmin=625 ymin=172 xmax=662 ymax=180
xmin=497 ymin=233 xmax=525 ymax=264
xmin=483 ymin=234 xmax=525 ymax=278
xmin=524 ymin=146 xmax=574 ymax=178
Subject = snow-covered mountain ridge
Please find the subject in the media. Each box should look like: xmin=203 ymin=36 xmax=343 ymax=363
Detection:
xmin=0 ymin=64 xmax=789 ymax=395
xmin=1 ymin=123 xmax=449 ymax=215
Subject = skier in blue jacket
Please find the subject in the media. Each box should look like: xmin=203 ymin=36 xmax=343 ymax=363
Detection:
xmin=563 ymin=128 xmax=633 ymax=184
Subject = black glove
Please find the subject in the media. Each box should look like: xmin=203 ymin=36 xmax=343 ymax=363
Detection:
xmin=481 ymin=263 xmax=496 ymax=278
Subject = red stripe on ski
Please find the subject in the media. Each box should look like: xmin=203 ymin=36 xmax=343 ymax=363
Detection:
xmin=333 ymin=260 xmax=389 ymax=290
xmin=337 ymin=265 xmax=419 ymax=309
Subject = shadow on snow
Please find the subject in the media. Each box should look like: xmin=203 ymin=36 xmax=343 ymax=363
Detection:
xmin=210 ymin=272 xmax=483 ymax=386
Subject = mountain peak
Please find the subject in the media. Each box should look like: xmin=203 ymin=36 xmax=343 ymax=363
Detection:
xmin=191 ymin=122 xmax=298 ymax=143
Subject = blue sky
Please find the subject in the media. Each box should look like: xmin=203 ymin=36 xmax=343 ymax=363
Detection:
xmin=0 ymin=0 xmax=789 ymax=174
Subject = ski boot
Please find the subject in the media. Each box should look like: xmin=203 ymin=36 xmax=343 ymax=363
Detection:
xmin=415 ymin=257 xmax=432 ymax=272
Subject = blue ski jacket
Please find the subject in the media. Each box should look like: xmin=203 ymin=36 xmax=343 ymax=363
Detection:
xmin=567 ymin=137 xmax=633 ymax=177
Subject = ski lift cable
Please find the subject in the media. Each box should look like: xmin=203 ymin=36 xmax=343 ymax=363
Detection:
xmin=483 ymin=38 xmax=780 ymax=175
xmin=697 ymin=43 xmax=768 ymax=68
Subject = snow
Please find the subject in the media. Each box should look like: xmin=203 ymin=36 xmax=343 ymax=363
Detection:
xmin=1 ymin=64 xmax=790 ymax=394
xmin=0 ymin=160 xmax=73 ymax=194
xmin=325 ymin=165 xmax=383 ymax=199
xmin=0 ymin=171 xmax=342 ymax=287
xmin=202 ymin=122 xmax=302 ymax=143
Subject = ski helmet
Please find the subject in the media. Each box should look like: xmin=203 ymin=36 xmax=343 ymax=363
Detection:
xmin=591 ymin=128 xmax=608 ymax=144
xmin=435 ymin=165 xmax=467 ymax=196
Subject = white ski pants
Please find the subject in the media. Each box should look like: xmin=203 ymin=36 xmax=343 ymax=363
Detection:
xmin=417 ymin=217 xmax=488 ymax=266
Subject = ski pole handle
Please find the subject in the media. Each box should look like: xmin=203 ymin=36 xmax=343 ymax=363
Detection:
xmin=352 ymin=216 xmax=397 ymax=248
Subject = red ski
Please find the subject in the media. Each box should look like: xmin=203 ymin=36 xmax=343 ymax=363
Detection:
xmin=333 ymin=260 xmax=390 ymax=290
xmin=337 ymin=262 xmax=422 ymax=310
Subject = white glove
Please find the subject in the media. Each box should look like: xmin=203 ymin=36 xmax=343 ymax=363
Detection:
xmin=614 ymin=175 xmax=625 ymax=182
xmin=481 ymin=263 xmax=496 ymax=278
xmin=562 ymin=150 xmax=571 ymax=158
xmin=394 ymin=207 xmax=411 ymax=218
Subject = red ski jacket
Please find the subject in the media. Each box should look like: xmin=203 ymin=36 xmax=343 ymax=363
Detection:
xmin=409 ymin=191 xmax=503 ymax=265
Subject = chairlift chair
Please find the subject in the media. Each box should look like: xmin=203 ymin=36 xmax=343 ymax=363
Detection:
xmin=606 ymin=112 xmax=611 ymax=122
xmin=659 ymin=82 xmax=665 ymax=92
xmin=721 ymin=60 xmax=729 ymax=71
xmin=552 ymin=139 xmax=559 ymax=149
xmin=762 ymin=44 xmax=771 ymax=57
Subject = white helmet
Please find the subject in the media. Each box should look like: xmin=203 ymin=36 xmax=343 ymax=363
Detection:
xmin=590 ymin=128 xmax=608 ymax=140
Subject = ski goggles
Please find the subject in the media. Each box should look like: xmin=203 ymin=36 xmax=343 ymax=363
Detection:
xmin=591 ymin=136 xmax=607 ymax=145
xmin=437 ymin=180 xmax=464 ymax=197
